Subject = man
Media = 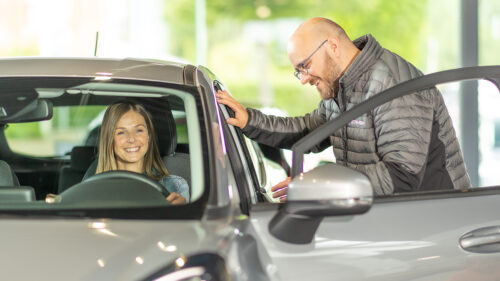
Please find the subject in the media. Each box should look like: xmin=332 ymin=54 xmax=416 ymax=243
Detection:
xmin=217 ymin=17 xmax=470 ymax=201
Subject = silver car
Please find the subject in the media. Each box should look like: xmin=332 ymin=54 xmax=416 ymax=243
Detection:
xmin=0 ymin=58 xmax=499 ymax=280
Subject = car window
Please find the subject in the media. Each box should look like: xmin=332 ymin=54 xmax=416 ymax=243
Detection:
xmin=5 ymin=106 xmax=106 ymax=157
xmin=244 ymin=137 xmax=265 ymax=187
xmin=245 ymin=137 xmax=286 ymax=203
xmin=214 ymin=81 xmax=285 ymax=204
xmin=216 ymin=102 xmax=268 ymax=207
xmin=0 ymin=77 xmax=205 ymax=218
xmin=291 ymin=76 xmax=500 ymax=201
xmin=173 ymin=110 xmax=189 ymax=151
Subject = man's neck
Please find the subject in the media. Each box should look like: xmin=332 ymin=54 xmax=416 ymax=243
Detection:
xmin=341 ymin=46 xmax=361 ymax=74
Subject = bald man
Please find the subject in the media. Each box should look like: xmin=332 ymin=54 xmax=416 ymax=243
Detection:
xmin=217 ymin=17 xmax=470 ymax=200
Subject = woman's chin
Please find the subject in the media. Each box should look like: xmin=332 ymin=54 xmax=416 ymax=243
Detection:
xmin=117 ymin=156 xmax=144 ymax=168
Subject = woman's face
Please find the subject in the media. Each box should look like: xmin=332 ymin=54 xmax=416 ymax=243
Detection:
xmin=113 ymin=110 xmax=149 ymax=168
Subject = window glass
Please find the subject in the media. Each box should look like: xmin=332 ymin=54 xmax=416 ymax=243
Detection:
xmin=479 ymin=0 xmax=500 ymax=186
xmin=219 ymin=111 xmax=254 ymax=210
xmin=248 ymin=140 xmax=288 ymax=203
xmin=5 ymin=106 xmax=106 ymax=157
xmin=494 ymin=121 xmax=500 ymax=148
xmin=478 ymin=80 xmax=500 ymax=186
xmin=244 ymin=137 xmax=264 ymax=187
xmin=0 ymin=77 xmax=204 ymax=217
xmin=404 ymin=78 xmax=499 ymax=193
xmin=299 ymin=77 xmax=498 ymax=198
xmin=173 ymin=110 xmax=188 ymax=144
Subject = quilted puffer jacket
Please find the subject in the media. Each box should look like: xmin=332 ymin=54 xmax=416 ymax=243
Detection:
xmin=242 ymin=34 xmax=471 ymax=195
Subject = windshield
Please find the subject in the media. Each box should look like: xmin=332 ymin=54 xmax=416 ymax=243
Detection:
xmin=0 ymin=77 xmax=205 ymax=219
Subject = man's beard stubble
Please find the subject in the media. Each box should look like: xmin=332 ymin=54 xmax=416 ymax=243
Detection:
xmin=319 ymin=62 xmax=342 ymax=100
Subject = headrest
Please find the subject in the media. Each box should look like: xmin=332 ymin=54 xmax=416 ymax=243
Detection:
xmin=84 ymin=126 xmax=100 ymax=147
xmin=142 ymin=101 xmax=177 ymax=156
xmin=71 ymin=146 xmax=97 ymax=171
xmin=0 ymin=160 xmax=19 ymax=186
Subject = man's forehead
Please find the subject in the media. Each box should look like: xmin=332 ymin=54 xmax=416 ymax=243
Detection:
xmin=287 ymin=45 xmax=303 ymax=67
xmin=288 ymin=36 xmax=323 ymax=64
xmin=288 ymin=35 xmax=311 ymax=55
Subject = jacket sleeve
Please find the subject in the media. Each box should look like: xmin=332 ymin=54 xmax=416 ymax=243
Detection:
xmin=242 ymin=103 xmax=329 ymax=151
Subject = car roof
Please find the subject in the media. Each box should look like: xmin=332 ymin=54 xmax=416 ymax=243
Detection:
xmin=0 ymin=57 xmax=191 ymax=85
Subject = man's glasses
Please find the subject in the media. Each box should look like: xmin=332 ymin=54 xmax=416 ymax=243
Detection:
xmin=293 ymin=39 xmax=328 ymax=80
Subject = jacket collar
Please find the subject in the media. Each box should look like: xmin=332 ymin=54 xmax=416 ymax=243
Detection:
xmin=339 ymin=34 xmax=384 ymax=87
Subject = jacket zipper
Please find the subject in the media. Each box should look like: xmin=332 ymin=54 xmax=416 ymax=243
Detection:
xmin=338 ymin=83 xmax=348 ymax=164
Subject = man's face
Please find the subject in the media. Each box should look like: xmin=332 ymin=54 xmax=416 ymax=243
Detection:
xmin=289 ymin=39 xmax=343 ymax=100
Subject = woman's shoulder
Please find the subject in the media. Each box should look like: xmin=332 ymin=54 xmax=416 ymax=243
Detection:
xmin=151 ymin=167 xmax=183 ymax=183
xmin=161 ymin=174 xmax=188 ymax=184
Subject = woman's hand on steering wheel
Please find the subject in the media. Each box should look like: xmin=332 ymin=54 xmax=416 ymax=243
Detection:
xmin=166 ymin=192 xmax=186 ymax=205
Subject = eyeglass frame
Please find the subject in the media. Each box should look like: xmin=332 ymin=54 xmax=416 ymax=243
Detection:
xmin=293 ymin=39 xmax=328 ymax=80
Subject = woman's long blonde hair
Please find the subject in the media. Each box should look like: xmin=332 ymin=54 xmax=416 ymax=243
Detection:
xmin=96 ymin=101 xmax=169 ymax=180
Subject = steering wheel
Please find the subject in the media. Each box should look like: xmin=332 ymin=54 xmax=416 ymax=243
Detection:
xmin=84 ymin=171 xmax=171 ymax=197
xmin=58 ymin=171 xmax=170 ymax=205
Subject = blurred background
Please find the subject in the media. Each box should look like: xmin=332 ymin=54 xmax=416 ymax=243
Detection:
xmin=1 ymin=0 xmax=500 ymax=186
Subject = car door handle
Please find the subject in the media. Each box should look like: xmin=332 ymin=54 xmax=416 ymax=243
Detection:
xmin=460 ymin=226 xmax=500 ymax=253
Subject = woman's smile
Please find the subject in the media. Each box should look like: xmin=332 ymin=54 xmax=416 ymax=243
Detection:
xmin=124 ymin=146 xmax=141 ymax=153
xmin=113 ymin=110 xmax=149 ymax=171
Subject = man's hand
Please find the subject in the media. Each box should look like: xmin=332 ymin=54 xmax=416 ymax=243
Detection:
xmin=166 ymin=192 xmax=187 ymax=205
xmin=216 ymin=90 xmax=249 ymax=129
xmin=271 ymin=177 xmax=291 ymax=202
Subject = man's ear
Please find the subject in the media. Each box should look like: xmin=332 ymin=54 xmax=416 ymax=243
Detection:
xmin=326 ymin=37 xmax=341 ymax=57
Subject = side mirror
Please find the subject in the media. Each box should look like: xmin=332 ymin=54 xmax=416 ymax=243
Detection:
xmin=268 ymin=163 xmax=373 ymax=244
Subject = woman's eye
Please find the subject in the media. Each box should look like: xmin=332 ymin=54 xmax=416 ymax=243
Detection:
xmin=116 ymin=131 xmax=124 ymax=135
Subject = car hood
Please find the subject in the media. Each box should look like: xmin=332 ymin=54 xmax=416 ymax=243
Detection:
xmin=0 ymin=217 xmax=233 ymax=281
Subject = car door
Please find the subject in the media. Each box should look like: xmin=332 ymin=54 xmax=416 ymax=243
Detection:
xmin=248 ymin=66 xmax=500 ymax=281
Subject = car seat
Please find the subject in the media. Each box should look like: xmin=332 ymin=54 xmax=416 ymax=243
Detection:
xmin=0 ymin=160 xmax=35 ymax=202
xmin=57 ymin=146 xmax=97 ymax=193
xmin=0 ymin=160 xmax=20 ymax=186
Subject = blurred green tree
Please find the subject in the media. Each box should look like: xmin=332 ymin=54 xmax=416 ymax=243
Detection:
xmin=164 ymin=0 xmax=428 ymax=116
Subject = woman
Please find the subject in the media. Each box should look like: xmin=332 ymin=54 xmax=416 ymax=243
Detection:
xmin=96 ymin=101 xmax=189 ymax=205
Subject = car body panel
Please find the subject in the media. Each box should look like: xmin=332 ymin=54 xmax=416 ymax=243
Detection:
xmin=195 ymin=66 xmax=234 ymax=208
xmin=250 ymin=192 xmax=500 ymax=280
xmin=0 ymin=57 xmax=186 ymax=84
xmin=0 ymin=218 xmax=240 ymax=281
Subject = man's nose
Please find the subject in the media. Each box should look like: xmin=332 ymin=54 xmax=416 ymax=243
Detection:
xmin=300 ymin=73 xmax=312 ymax=85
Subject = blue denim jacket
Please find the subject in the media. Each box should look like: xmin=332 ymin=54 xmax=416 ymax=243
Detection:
xmin=159 ymin=175 xmax=190 ymax=203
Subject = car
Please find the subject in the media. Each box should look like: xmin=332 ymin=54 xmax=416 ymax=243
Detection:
xmin=0 ymin=57 xmax=499 ymax=281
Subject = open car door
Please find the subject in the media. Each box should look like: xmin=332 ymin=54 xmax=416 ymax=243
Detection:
xmin=249 ymin=66 xmax=500 ymax=281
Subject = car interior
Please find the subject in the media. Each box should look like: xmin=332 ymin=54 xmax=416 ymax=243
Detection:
xmin=0 ymin=77 xmax=201 ymax=210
